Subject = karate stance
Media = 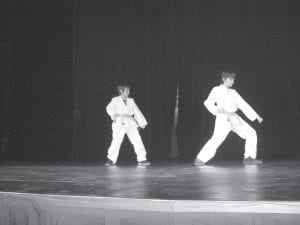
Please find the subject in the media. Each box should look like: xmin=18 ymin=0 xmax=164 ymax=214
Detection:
xmin=194 ymin=71 xmax=263 ymax=165
xmin=105 ymin=84 xmax=150 ymax=166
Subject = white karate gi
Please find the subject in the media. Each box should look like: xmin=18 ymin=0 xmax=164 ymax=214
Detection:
xmin=197 ymin=85 xmax=260 ymax=163
xmin=106 ymin=96 xmax=148 ymax=164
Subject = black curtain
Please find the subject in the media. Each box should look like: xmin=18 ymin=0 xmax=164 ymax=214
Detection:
xmin=1 ymin=0 xmax=299 ymax=162
xmin=0 ymin=1 xmax=10 ymax=162
xmin=73 ymin=0 xmax=178 ymax=162
xmin=4 ymin=1 xmax=74 ymax=162
xmin=176 ymin=0 xmax=300 ymax=161
xmin=74 ymin=0 xmax=300 ymax=162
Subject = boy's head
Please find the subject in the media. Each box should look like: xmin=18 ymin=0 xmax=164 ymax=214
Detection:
xmin=117 ymin=84 xmax=130 ymax=99
xmin=221 ymin=70 xmax=236 ymax=88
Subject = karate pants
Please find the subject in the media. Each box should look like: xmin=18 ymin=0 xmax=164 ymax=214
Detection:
xmin=197 ymin=113 xmax=257 ymax=163
xmin=107 ymin=123 xmax=147 ymax=164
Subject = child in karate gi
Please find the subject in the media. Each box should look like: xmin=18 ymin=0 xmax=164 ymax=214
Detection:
xmin=105 ymin=84 xmax=150 ymax=166
xmin=194 ymin=71 xmax=263 ymax=165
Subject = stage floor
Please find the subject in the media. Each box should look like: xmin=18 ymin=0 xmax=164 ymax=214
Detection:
xmin=0 ymin=160 xmax=300 ymax=201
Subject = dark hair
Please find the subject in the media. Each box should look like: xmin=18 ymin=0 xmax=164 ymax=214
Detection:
xmin=220 ymin=70 xmax=236 ymax=83
xmin=117 ymin=84 xmax=130 ymax=94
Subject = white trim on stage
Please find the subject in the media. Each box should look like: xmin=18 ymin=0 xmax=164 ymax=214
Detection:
xmin=1 ymin=192 xmax=300 ymax=225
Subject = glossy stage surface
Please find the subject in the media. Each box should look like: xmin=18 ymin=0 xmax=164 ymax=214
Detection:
xmin=0 ymin=160 xmax=299 ymax=201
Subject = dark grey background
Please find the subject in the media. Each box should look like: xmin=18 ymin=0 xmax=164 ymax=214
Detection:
xmin=1 ymin=0 xmax=300 ymax=162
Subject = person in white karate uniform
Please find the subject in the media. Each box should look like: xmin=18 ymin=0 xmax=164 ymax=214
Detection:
xmin=105 ymin=84 xmax=150 ymax=166
xmin=194 ymin=71 xmax=263 ymax=166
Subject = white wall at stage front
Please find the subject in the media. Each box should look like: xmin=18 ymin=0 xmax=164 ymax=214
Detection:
xmin=0 ymin=192 xmax=300 ymax=225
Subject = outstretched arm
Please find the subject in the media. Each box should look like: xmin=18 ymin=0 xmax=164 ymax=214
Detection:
xmin=234 ymin=90 xmax=263 ymax=123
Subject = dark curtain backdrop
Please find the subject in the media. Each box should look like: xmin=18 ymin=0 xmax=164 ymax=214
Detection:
xmin=0 ymin=1 xmax=10 ymax=162
xmin=74 ymin=0 xmax=300 ymax=162
xmin=176 ymin=0 xmax=300 ymax=161
xmin=73 ymin=0 xmax=178 ymax=162
xmin=0 ymin=0 xmax=299 ymax=162
xmin=3 ymin=1 xmax=74 ymax=162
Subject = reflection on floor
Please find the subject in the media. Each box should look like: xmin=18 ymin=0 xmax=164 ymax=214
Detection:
xmin=0 ymin=161 xmax=299 ymax=201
